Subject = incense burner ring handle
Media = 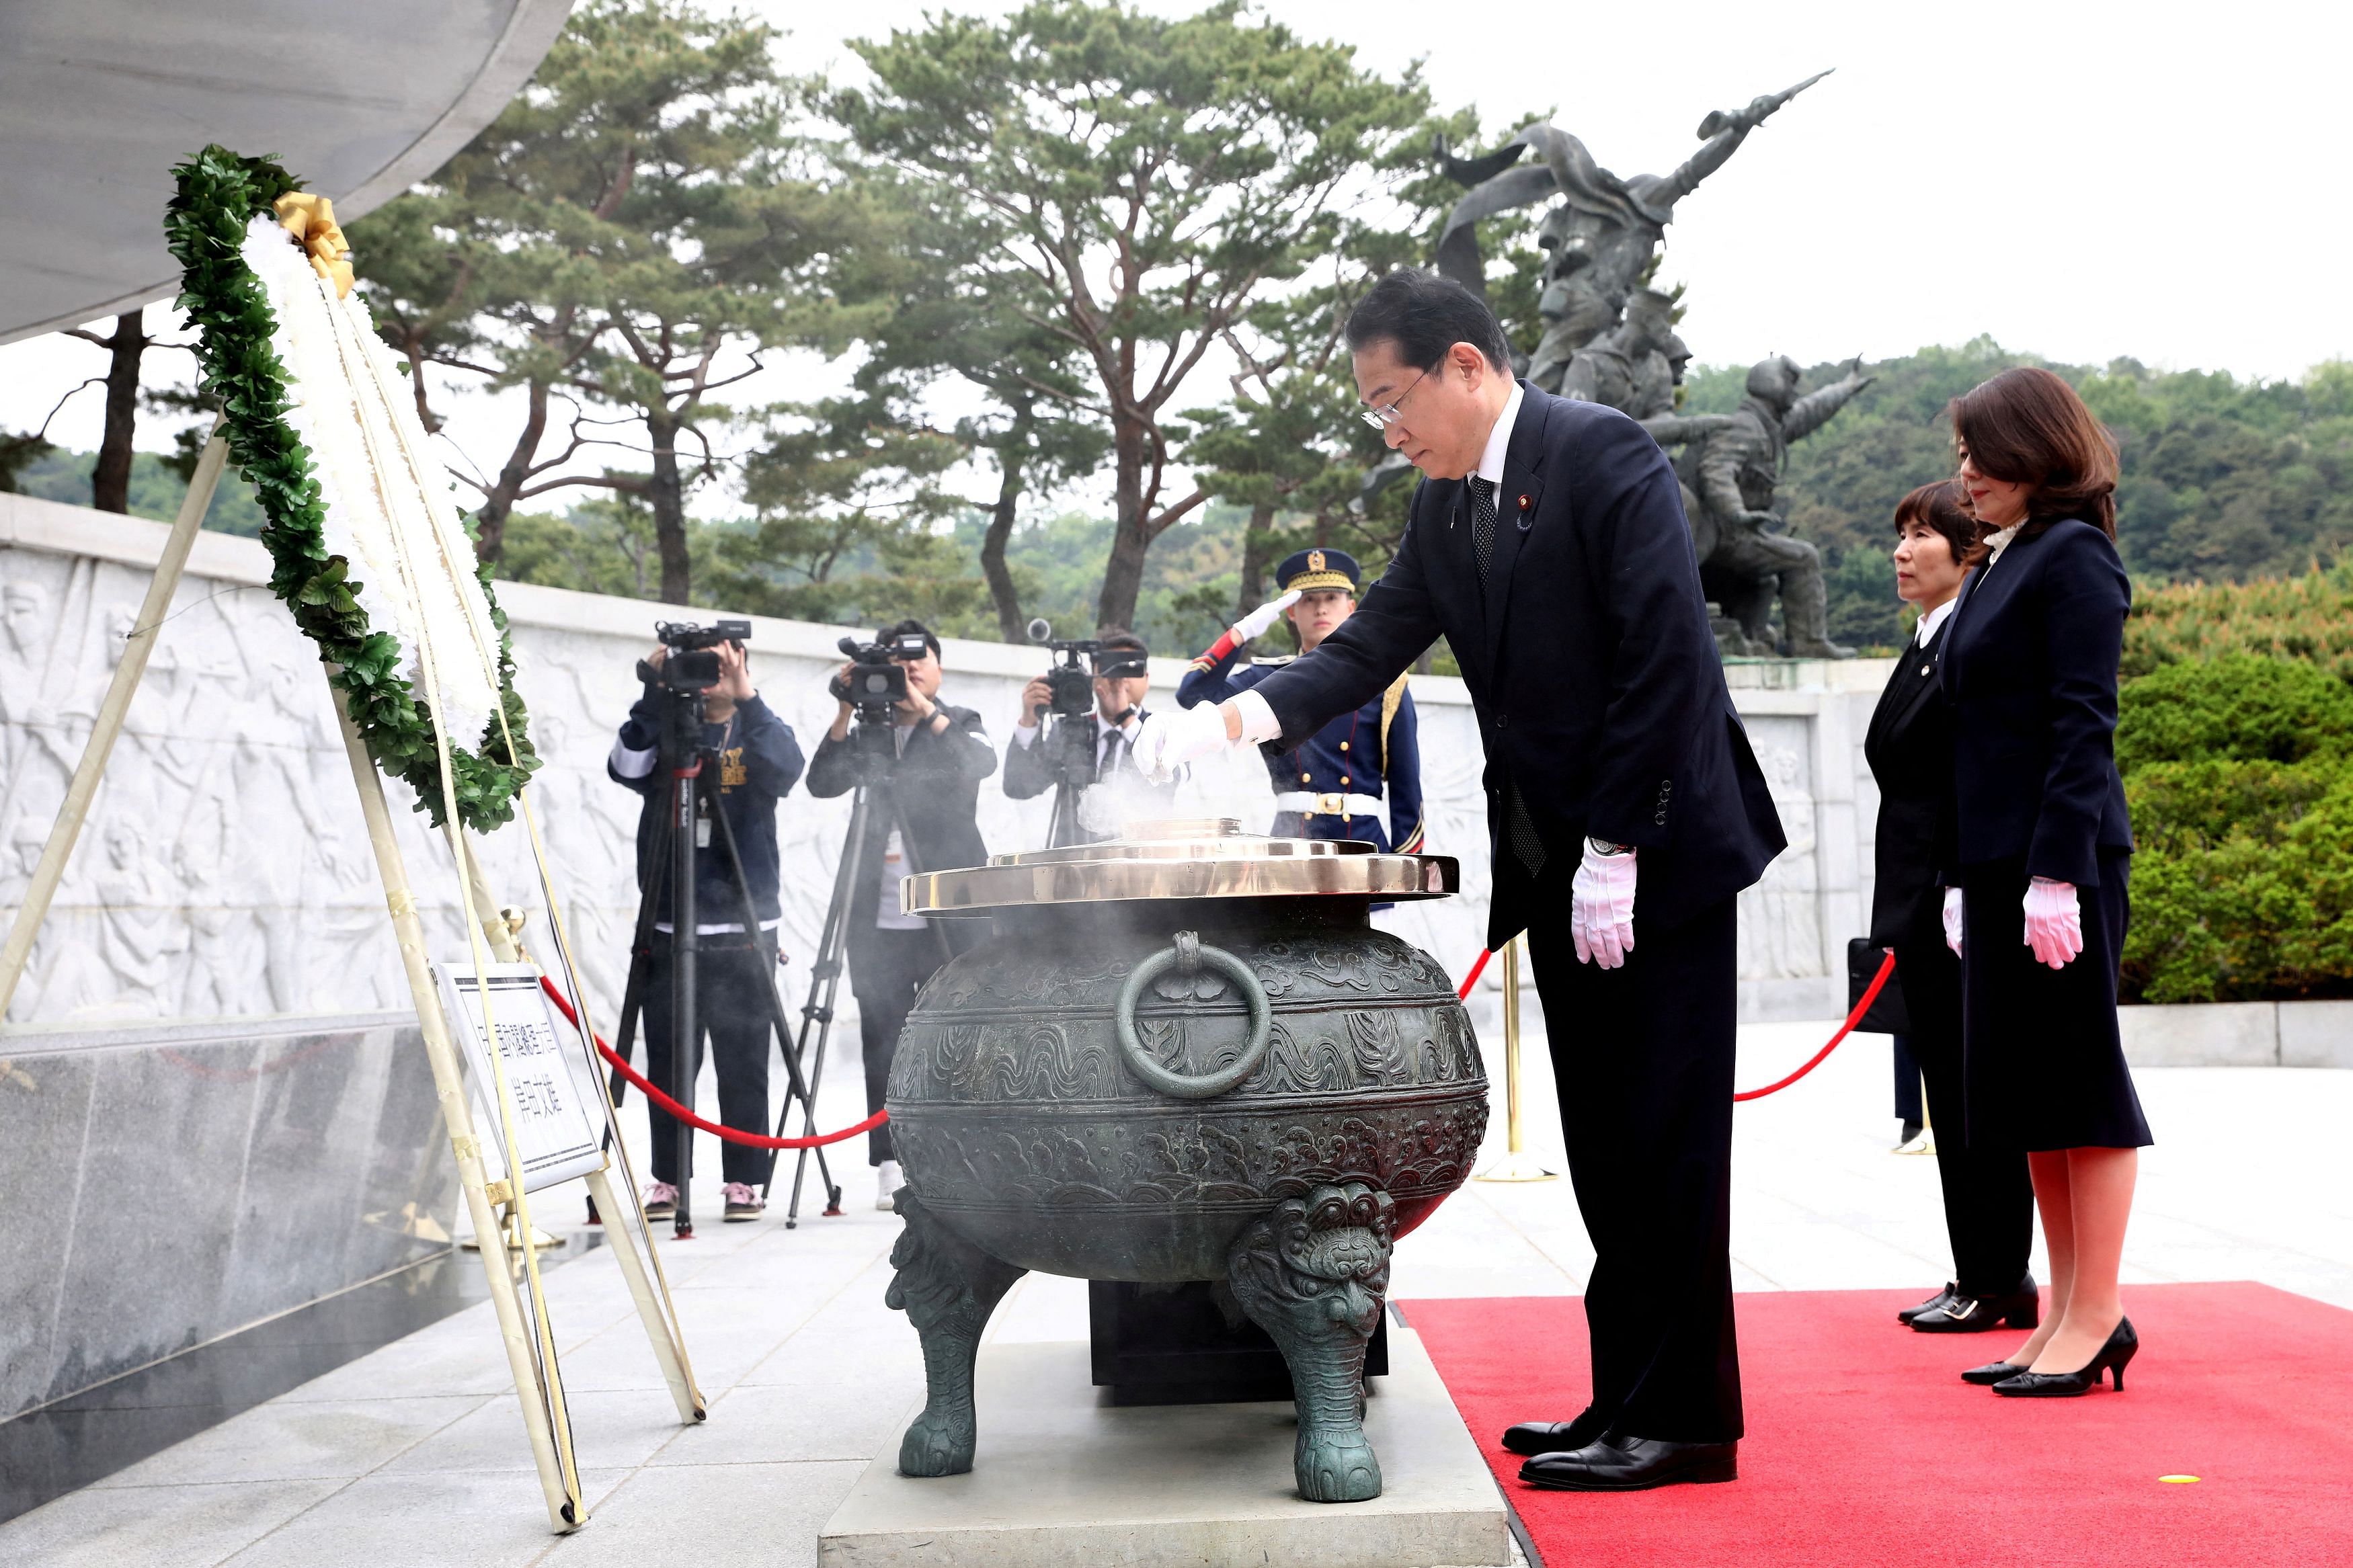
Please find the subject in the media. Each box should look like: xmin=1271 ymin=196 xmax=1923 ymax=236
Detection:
xmin=1112 ymin=932 xmax=1273 ymax=1100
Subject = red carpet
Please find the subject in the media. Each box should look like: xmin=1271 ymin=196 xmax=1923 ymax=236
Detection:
xmin=1404 ymin=1283 xmax=2353 ymax=1567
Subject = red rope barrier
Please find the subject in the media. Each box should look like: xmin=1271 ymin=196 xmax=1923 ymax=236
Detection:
xmin=1456 ymin=949 xmax=1492 ymax=999
xmin=1451 ymin=943 xmax=1897 ymax=1104
xmin=1732 ymin=950 xmax=1896 ymax=1102
xmin=537 ymin=975 xmax=886 ymax=1150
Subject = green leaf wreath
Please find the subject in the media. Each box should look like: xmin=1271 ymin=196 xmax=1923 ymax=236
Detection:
xmin=165 ymin=145 xmax=537 ymax=831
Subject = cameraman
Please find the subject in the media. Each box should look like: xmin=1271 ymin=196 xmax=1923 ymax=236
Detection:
xmin=1004 ymin=628 xmax=1177 ymax=841
xmin=806 ymin=620 xmax=996 ymax=1209
xmin=608 ymin=637 xmax=804 ymax=1224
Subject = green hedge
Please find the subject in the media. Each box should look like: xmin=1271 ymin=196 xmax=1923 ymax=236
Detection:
xmin=2116 ymin=586 xmax=2353 ymax=1002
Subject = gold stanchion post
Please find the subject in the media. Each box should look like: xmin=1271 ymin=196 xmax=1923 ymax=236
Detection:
xmin=1474 ymin=934 xmax=1558 ymax=1182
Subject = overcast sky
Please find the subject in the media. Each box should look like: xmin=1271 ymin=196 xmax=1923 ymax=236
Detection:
xmin=7 ymin=0 xmax=2346 ymax=499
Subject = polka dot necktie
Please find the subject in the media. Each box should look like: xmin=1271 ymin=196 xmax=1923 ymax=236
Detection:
xmin=1467 ymin=474 xmax=1499 ymax=583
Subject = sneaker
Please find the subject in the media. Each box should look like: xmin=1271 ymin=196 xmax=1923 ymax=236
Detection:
xmin=641 ymin=1180 xmax=678 ymax=1220
xmin=876 ymin=1160 xmax=904 ymax=1212
xmin=722 ymin=1182 xmax=765 ymax=1223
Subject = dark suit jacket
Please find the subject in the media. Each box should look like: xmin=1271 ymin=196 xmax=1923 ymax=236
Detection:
xmin=1249 ymin=382 xmax=1786 ymax=946
xmin=805 ymin=700 xmax=995 ymax=942
xmin=1864 ymin=618 xmax=1958 ymax=947
xmin=1940 ymin=520 xmax=2135 ymax=886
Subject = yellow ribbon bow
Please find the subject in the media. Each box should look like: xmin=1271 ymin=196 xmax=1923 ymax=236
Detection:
xmin=272 ymin=192 xmax=354 ymax=298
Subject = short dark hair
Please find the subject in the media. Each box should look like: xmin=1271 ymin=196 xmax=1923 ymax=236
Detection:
xmin=882 ymin=618 xmax=941 ymax=659
xmin=1892 ymin=480 xmax=1972 ymax=566
xmin=1344 ymin=269 xmax=1514 ymax=375
xmin=1949 ymin=366 xmax=2118 ymax=553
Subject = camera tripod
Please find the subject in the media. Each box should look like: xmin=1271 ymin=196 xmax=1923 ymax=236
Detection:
xmin=1043 ymin=708 xmax=1100 ymax=850
xmin=768 ymin=700 xmax=955 ymax=1223
xmin=599 ymin=680 xmax=837 ymax=1238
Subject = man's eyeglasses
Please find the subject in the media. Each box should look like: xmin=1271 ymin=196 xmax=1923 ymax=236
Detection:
xmin=1358 ymin=368 xmax=1429 ymax=430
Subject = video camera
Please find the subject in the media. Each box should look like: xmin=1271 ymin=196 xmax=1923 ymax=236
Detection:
xmin=641 ymin=618 xmax=752 ymax=694
xmin=1026 ymin=619 xmax=1100 ymax=720
xmin=830 ymin=632 xmax=930 ymax=718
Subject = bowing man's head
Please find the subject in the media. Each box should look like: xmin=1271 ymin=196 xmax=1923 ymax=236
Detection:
xmin=1347 ymin=269 xmax=1517 ymax=481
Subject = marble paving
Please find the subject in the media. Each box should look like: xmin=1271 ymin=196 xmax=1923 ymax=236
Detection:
xmin=4 ymin=1013 xmax=2348 ymax=1567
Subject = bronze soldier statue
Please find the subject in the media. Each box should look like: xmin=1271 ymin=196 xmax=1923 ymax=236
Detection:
xmin=1677 ymin=354 xmax=1873 ymax=658
xmin=1560 ymin=288 xmax=1732 ymax=450
xmin=1435 ymin=72 xmax=1830 ymax=391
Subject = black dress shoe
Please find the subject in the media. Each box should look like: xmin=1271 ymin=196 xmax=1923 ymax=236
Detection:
xmin=1960 ymin=1361 xmax=2028 ymax=1385
xmin=1911 ymin=1274 xmax=2040 ymax=1333
xmin=1899 ymin=1283 xmax=1958 ymax=1325
xmin=1993 ymin=1317 xmax=2138 ymax=1397
xmin=1519 ymin=1436 xmax=1738 ymax=1491
xmin=1501 ymin=1408 xmax=1607 ymax=1458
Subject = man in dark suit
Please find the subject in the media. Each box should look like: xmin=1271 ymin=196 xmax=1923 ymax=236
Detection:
xmin=806 ymin=620 xmax=996 ymax=1209
xmin=1136 ymin=269 xmax=1786 ymax=1491
xmin=1003 ymin=628 xmax=1178 ymax=843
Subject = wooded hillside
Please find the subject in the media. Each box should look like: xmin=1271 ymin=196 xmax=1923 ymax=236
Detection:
xmin=1681 ymin=339 xmax=2353 ymax=649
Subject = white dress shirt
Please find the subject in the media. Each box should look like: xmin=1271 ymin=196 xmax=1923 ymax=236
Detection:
xmin=1474 ymin=379 xmax=1527 ymax=491
xmin=1915 ymin=595 xmax=1958 ymax=647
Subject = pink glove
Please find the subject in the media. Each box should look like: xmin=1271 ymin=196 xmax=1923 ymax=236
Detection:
xmin=1942 ymin=886 xmax=1964 ymax=957
xmin=1570 ymin=843 xmax=1637 ymax=968
xmin=2022 ymin=877 xmax=2083 ymax=968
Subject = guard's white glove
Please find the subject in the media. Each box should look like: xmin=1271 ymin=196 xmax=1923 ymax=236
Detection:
xmin=1569 ymin=843 xmax=1637 ymax=968
xmin=1232 ymin=589 xmax=1301 ymax=643
xmin=2022 ymin=877 xmax=2083 ymax=968
xmin=1942 ymin=886 xmax=1964 ymax=957
xmin=1131 ymin=701 xmax=1235 ymax=782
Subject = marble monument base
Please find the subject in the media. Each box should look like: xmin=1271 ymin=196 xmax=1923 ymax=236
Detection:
xmin=817 ymin=1318 xmax=1514 ymax=1568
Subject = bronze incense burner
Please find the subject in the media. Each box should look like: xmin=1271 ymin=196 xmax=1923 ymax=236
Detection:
xmin=881 ymin=819 xmax=1486 ymax=1502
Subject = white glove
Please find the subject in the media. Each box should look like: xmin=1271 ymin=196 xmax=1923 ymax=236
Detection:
xmin=2022 ymin=877 xmax=2083 ymax=968
xmin=1569 ymin=843 xmax=1637 ymax=968
xmin=1942 ymin=886 xmax=1964 ymax=957
xmin=1232 ymin=589 xmax=1302 ymax=643
xmin=1131 ymin=702 xmax=1235 ymax=782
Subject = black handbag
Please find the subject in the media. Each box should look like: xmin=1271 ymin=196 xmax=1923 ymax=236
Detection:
xmin=1847 ymin=938 xmax=1911 ymax=1035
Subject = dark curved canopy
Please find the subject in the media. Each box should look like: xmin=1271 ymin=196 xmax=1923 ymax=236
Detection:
xmin=0 ymin=0 xmax=572 ymax=344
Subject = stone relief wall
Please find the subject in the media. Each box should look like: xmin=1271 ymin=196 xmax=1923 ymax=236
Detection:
xmin=0 ymin=497 xmax=1884 ymax=1034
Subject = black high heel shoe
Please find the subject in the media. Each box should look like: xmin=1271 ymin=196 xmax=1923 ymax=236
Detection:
xmin=1992 ymin=1317 xmax=2138 ymax=1397
xmin=1960 ymin=1360 xmax=2028 ymax=1386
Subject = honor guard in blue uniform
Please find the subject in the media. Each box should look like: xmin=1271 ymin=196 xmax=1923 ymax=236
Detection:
xmin=1176 ymin=548 xmax=1425 ymax=853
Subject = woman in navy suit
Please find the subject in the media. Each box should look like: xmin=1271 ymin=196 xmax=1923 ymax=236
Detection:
xmin=1867 ymin=481 xmax=2036 ymax=1335
xmin=1940 ymin=368 xmax=2151 ymax=1397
